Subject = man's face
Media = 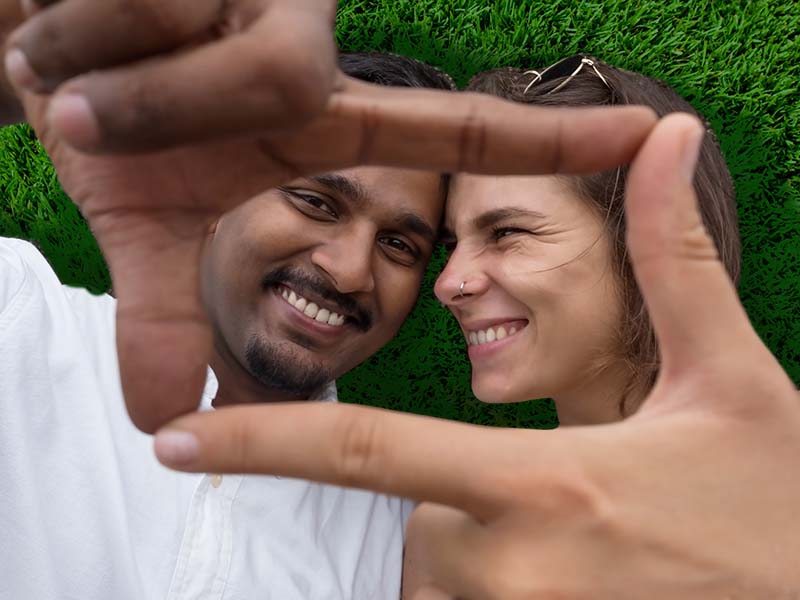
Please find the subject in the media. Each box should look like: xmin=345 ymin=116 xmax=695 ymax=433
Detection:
xmin=202 ymin=166 xmax=444 ymax=398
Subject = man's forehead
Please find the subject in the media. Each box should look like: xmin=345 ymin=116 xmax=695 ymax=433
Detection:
xmin=305 ymin=166 xmax=442 ymax=215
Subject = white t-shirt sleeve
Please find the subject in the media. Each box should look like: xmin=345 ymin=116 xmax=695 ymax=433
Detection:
xmin=0 ymin=237 xmax=30 ymax=317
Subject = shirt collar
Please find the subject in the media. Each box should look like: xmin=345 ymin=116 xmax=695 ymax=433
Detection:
xmin=199 ymin=367 xmax=338 ymax=412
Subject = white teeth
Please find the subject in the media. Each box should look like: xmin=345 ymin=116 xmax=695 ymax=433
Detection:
xmin=467 ymin=324 xmax=523 ymax=346
xmin=278 ymin=287 xmax=346 ymax=328
xmin=304 ymin=302 xmax=319 ymax=318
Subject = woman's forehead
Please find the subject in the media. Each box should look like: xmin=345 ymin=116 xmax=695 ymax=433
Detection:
xmin=445 ymin=174 xmax=578 ymax=224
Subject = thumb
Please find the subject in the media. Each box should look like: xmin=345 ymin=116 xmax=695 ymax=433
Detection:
xmin=624 ymin=113 xmax=757 ymax=381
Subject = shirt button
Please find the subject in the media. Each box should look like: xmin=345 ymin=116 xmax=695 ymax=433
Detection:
xmin=210 ymin=474 xmax=223 ymax=488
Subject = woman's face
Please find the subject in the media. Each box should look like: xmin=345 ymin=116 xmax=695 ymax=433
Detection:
xmin=435 ymin=174 xmax=622 ymax=404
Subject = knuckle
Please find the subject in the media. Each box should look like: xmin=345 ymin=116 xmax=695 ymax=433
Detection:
xmin=232 ymin=412 xmax=256 ymax=471
xmin=105 ymin=74 xmax=168 ymax=138
xmin=244 ymin=35 xmax=334 ymax=126
xmin=332 ymin=410 xmax=383 ymax=486
xmin=542 ymin=110 xmax=566 ymax=173
xmin=121 ymin=0 xmax=203 ymax=40
xmin=457 ymin=98 xmax=489 ymax=171
xmin=18 ymin=15 xmax=72 ymax=84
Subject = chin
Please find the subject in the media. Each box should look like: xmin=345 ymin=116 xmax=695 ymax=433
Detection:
xmin=472 ymin=374 xmax=537 ymax=404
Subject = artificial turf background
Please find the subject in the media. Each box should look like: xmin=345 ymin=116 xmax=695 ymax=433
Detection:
xmin=1 ymin=1 xmax=798 ymax=428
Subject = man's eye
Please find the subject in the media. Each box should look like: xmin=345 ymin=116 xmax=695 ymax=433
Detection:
xmin=379 ymin=236 xmax=419 ymax=263
xmin=296 ymin=193 xmax=337 ymax=217
xmin=279 ymin=188 xmax=338 ymax=219
xmin=381 ymin=237 xmax=413 ymax=254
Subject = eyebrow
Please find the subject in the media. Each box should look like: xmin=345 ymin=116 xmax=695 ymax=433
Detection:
xmin=307 ymin=173 xmax=370 ymax=208
xmin=306 ymin=174 xmax=437 ymax=246
xmin=440 ymin=207 xmax=547 ymax=240
xmin=391 ymin=212 xmax=437 ymax=245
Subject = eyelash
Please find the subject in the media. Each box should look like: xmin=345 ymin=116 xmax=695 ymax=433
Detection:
xmin=286 ymin=190 xmax=338 ymax=219
xmin=441 ymin=226 xmax=531 ymax=254
xmin=284 ymin=189 xmax=419 ymax=264
xmin=491 ymin=226 xmax=530 ymax=240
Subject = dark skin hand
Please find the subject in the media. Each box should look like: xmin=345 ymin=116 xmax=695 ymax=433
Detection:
xmin=6 ymin=1 xmax=657 ymax=434
xmin=154 ymin=115 xmax=800 ymax=599
xmin=5 ymin=0 xmax=339 ymax=152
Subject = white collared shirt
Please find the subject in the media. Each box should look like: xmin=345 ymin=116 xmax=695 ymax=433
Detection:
xmin=0 ymin=237 xmax=413 ymax=599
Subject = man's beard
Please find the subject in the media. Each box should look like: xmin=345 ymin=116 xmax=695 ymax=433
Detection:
xmin=244 ymin=335 xmax=334 ymax=399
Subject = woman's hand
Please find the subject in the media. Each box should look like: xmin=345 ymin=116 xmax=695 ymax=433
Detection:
xmin=155 ymin=114 xmax=800 ymax=599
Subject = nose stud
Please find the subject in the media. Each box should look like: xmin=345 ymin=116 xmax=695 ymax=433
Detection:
xmin=459 ymin=280 xmax=466 ymax=298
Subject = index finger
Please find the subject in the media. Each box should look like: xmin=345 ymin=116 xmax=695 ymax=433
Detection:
xmin=269 ymin=79 xmax=659 ymax=177
xmin=154 ymin=404 xmax=554 ymax=520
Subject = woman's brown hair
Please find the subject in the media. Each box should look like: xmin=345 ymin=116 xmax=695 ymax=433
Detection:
xmin=466 ymin=57 xmax=741 ymax=415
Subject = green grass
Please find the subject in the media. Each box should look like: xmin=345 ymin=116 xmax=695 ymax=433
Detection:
xmin=1 ymin=0 xmax=798 ymax=429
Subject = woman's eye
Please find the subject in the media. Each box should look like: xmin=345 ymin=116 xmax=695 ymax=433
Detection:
xmin=493 ymin=227 xmax=528 ymax=241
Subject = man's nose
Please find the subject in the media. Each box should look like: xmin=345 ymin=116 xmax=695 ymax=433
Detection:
xmin=311 ymin=230 xmax=376 ymax=295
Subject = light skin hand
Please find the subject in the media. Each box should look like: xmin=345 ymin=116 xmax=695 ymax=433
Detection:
xmin=154 ymin=114 xmax=800 ymax=599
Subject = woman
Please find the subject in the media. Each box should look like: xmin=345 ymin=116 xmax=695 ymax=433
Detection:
xmin=403 ymin=55 xmax=741 ymax=595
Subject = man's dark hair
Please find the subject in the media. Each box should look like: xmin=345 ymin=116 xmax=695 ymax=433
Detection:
xmin=338 ymin=52 xmax=456 ymax=201
xmin=339 ymin=52 xmax=456 ymax=91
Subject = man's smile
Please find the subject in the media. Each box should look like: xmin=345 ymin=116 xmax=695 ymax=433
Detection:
xmin=277 ymin=284 xmax=348 ymax=327
xmin=265 ymin=285 xmax=357 ymax=344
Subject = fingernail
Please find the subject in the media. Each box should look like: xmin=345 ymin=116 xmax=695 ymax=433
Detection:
xmin=680 ymin=124 xmax=704 ymax=185
xmin=4 ymin=49 xmax=43 ymax=91
xmin=154 ymin=430 xmax=199 ymax=465
xmin=47 ymin=93 xmax=101 ymax=149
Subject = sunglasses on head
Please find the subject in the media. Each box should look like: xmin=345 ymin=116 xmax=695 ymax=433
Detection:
xmin=523 ymin=54 xmax=611 ymax=95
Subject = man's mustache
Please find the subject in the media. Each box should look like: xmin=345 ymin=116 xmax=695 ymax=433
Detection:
xmin=262 ymin=266 xmax=373 ymax=332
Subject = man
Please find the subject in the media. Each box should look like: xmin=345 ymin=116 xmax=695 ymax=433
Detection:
xmin=0 ymin=52 xmax=454 ymax=599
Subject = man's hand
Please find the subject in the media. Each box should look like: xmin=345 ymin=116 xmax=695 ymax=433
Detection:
xmin=17 ymin=47 xmax=656 ymax=434
xmin=5 ymin=0 xmax=340 ymax=152
xmin=154 ymin=114 xmax=800 ymax=599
